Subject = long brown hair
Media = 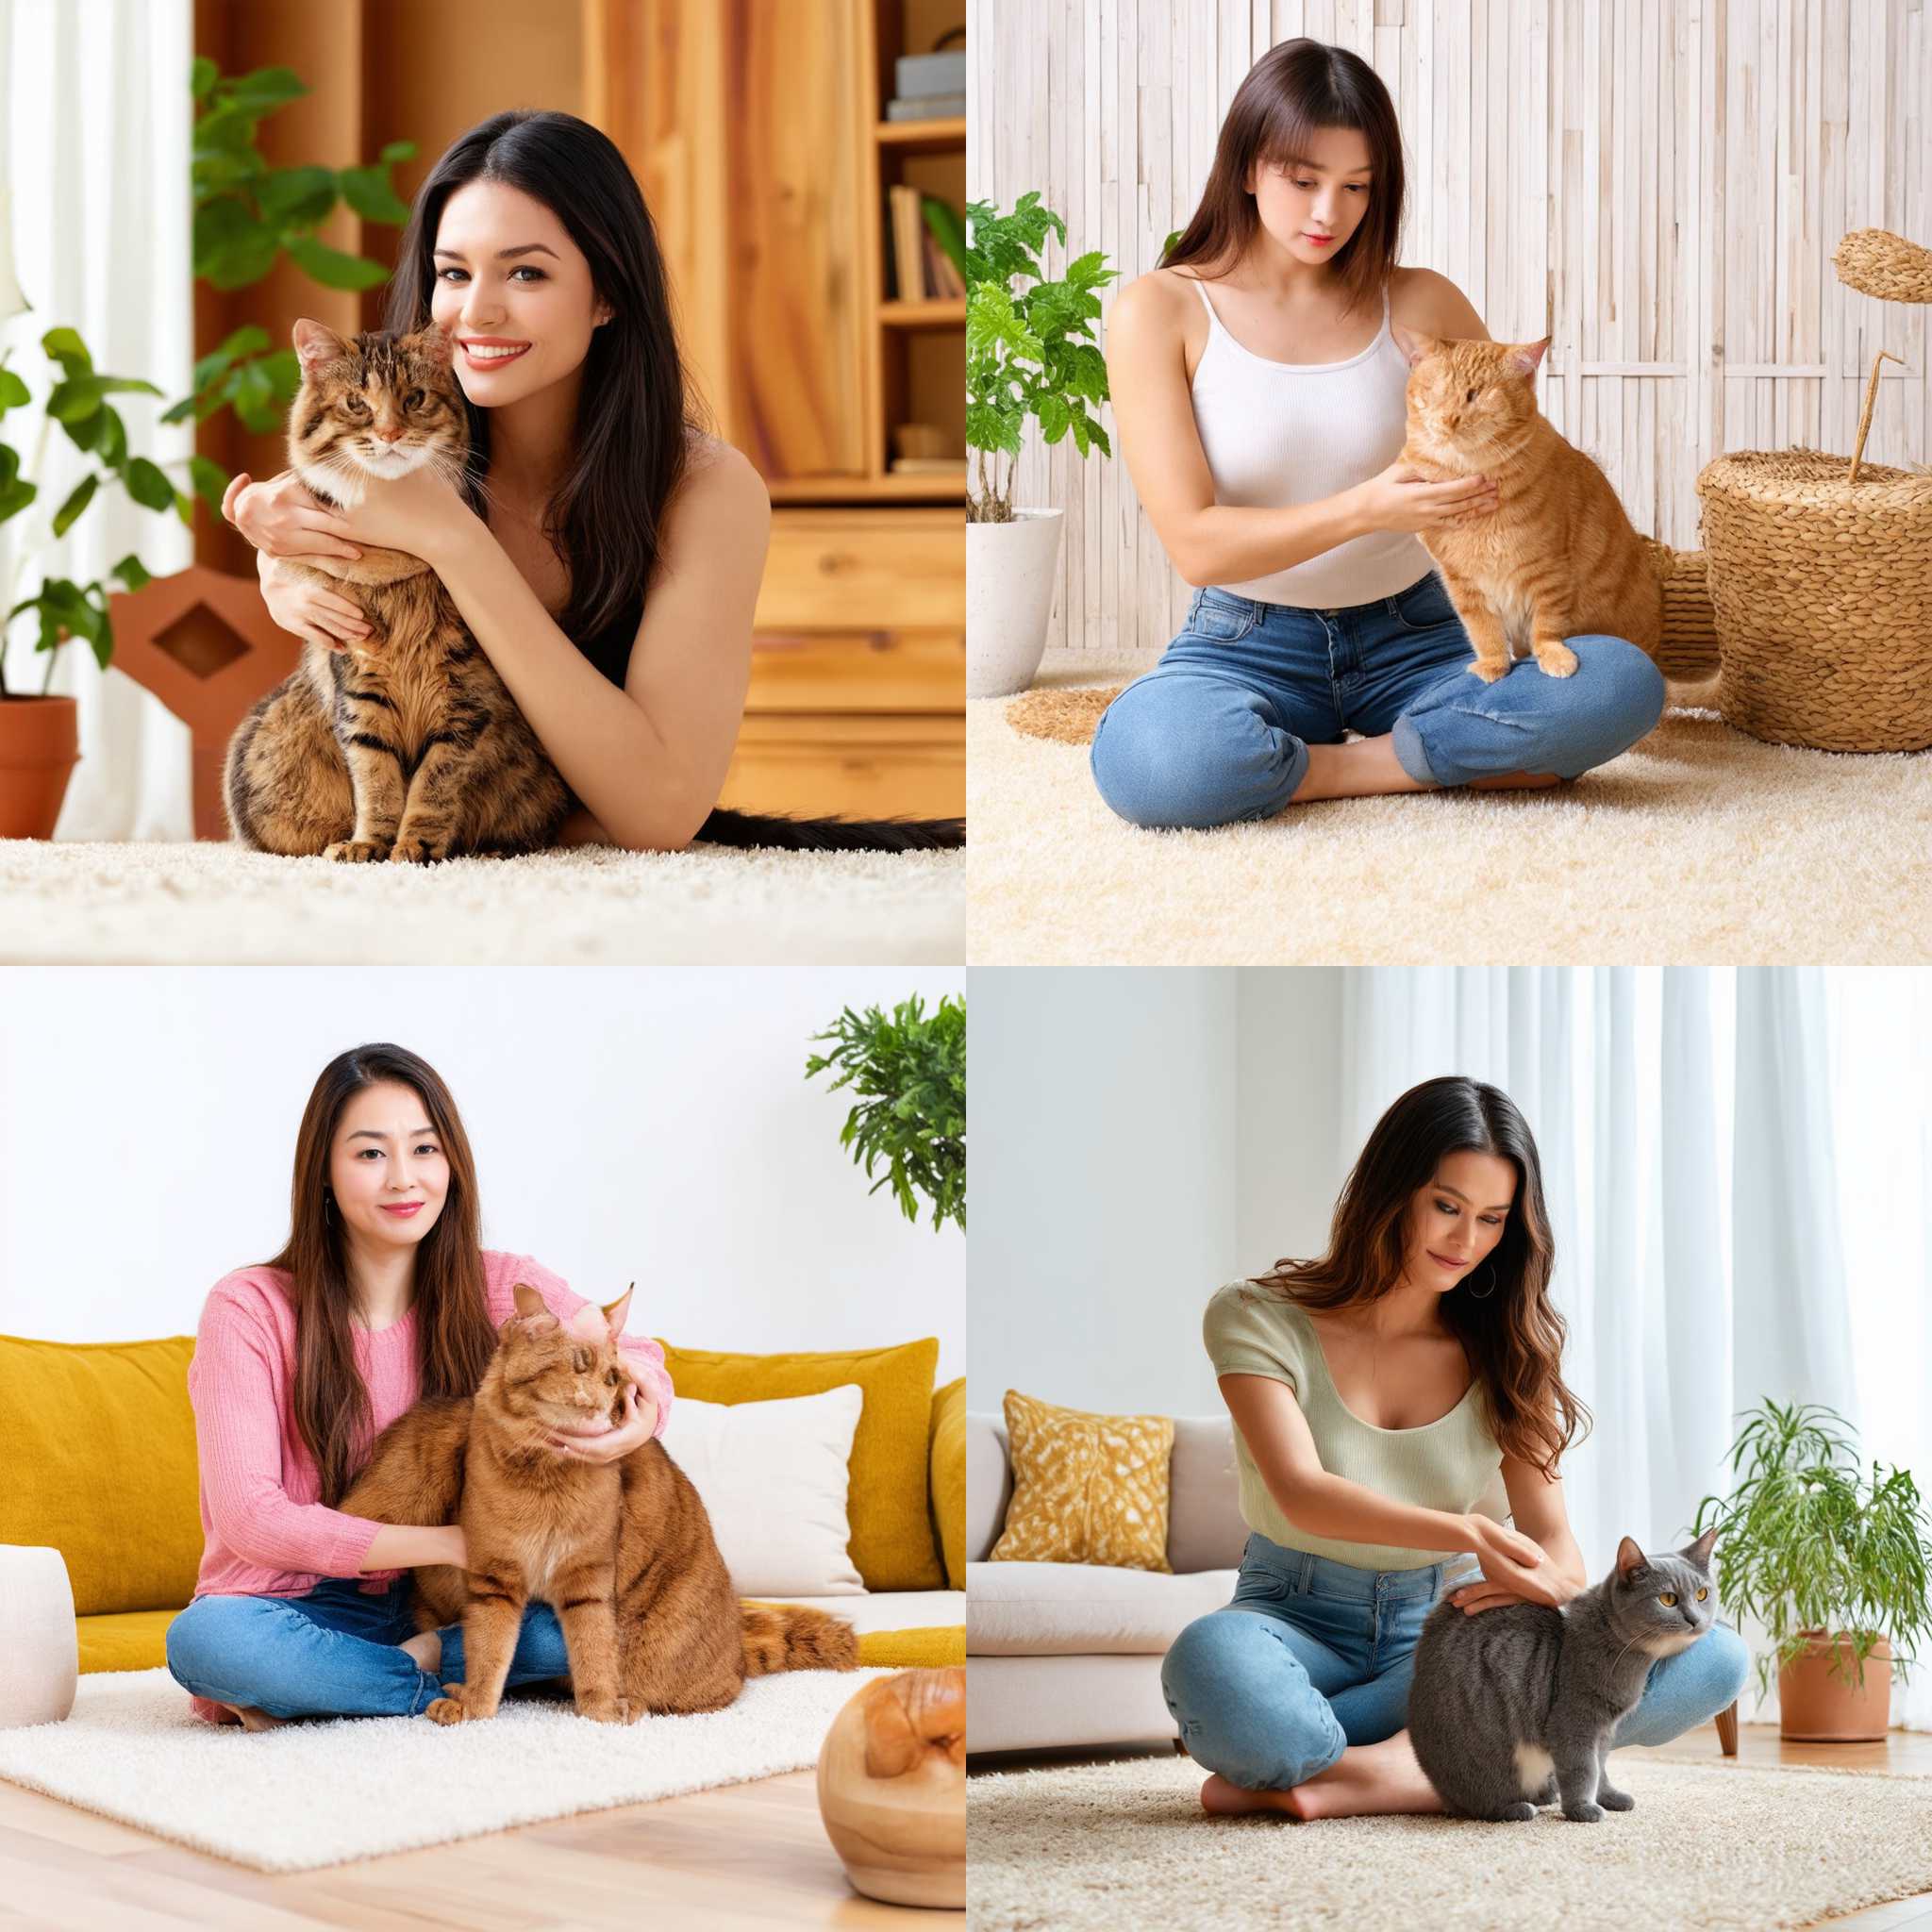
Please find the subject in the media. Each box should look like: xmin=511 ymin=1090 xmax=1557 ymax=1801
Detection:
xmin=380 ymin=109 xmax=708 ymax=673
xmin=265 ymin=1043 xmax=502 ymax=1507
xmin=1161 ymin=38 xmax=1407 ymax=323
xmin=1251 ymin=1075 xmax=1591 ymax=1479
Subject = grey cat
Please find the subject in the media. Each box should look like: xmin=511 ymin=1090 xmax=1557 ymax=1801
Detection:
xmin=1407 ymin=1526 xmax=1721 ymax=1823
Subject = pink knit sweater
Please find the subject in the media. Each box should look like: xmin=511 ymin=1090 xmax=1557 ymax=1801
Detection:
xmin=180 ymin=1249 xmax=673 ymax=1725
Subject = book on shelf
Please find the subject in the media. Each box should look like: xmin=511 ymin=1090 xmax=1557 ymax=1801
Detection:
xmin=895 ymin=51 xmax=965 ymax=97
xmin=887 ymin=188 xmax=969 ymax=300
xmin=888 ymin=456 xmax=968 ymax=475
xmin=886 ymin=93 xmax=965 ymax=121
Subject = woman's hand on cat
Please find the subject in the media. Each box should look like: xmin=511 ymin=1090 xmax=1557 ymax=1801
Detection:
xmin=1450 ymin=1554 xmax=1583 ymax=1614
xmin=1353 ymin=458 xmax=1500 ymax=533
xmin=1460 ymin=1516 xmax=1575 ymax=1610
xmin=224 ymin=469 xmax=365 ymax=563
xmin=258 ymin=556 xmax=375 ymax=651
xmin=544 ymin=1380 xmax=658 ymax=1463
xmin=329 ymin=462 xmax=475 ymax=570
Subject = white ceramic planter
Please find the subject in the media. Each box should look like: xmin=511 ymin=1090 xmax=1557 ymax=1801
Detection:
xmin=0 ymin=1545 xmax=78 ymax=1727
xmin=966 ymin=508 xmax=1064 ymax=699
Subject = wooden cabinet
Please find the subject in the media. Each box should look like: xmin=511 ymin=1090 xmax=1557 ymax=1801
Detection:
xmin=589 ymin=0 xmax=965 ymax=820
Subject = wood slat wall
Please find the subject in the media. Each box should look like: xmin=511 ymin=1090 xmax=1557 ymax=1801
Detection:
xmin=967 ymin=0 xmax=1931 ymax=656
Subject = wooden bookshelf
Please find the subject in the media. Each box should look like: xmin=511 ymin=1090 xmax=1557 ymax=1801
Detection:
xmin=587 ymin=0 xmax=964 ymax=820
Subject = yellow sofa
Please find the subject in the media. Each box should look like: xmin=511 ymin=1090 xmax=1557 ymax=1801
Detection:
xmin=0 ymin=1327 xmax=965 ymax=1677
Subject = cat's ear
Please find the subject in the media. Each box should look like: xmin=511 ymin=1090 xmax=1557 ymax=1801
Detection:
xmin=1390 ymin=321 xmax=1438 ymax=369
xmin=1614 ymin=1535 xmax=1650 ymax=1579
xmin=1504 ymin=336 xmax=1551 ymax=379
xmin=292 ymin=319 xmax=350 ymax=375
xmin=409 ymin=323 xmax=457 ymax=373
xmin=1681 ymin=1525 xmax=1720 ymax=1570
xmin=598 ymin=1282 xmax=635 ymax=1339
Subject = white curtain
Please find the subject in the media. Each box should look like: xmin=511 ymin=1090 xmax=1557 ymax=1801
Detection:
xmin=1341 ymin=968 xmax=1931 ymax=1733
xmin=0 ymin=0 xmax=195 ymax=839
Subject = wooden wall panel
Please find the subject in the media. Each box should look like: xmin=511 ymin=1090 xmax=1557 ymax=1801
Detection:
xmin=968 ymin=0 xmax=1932 ymax=655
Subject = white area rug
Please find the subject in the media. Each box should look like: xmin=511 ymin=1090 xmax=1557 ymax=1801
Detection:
xmin=968 ymin=655 xmax=1932 ymax=964
xmin=0 ymin=1664 xmax=892 ymax=1872
xmin=0 ymin=841 xmax=963 ymax=964
xmin=967 ymin=1751 xmax=1932 ymax=1932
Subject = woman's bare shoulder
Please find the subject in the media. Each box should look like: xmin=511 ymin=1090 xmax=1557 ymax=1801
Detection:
xmin=670 ymin=433 xmax=770 ymax=534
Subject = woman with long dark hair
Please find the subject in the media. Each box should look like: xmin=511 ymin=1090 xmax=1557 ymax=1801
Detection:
xmin=1163 ymin=1075 xmax=1747 ymax=1819
xmin=1091 ymin=40 xmax=1664 ymax=828
xmin=222 ymin=110 xmax=955 ymax=853
xmin=163 ymin=1042 xmax=675 ymax=1728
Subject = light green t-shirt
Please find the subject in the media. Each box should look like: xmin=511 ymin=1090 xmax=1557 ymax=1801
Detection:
xmin=1203 ymin=1280 xmax=1506 ymax=1572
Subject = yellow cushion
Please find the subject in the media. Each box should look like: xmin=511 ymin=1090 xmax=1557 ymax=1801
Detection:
xmin=990 ymin=1389 xmax=1174 ymax=1573
xmin=79 ymin=1608 xmax=176 ymax=1674
xmin=928 ymin=1376 xmax=966 ymax=1589
xmin=658 ymin=1336 xmax=942 ymax=1591
xmin=858 ymin=1625 xmax=965 ymax=1669
xmin=0 ymin=1332 xmax=203 ymax=1616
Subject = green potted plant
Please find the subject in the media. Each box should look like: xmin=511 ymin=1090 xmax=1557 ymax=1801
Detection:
xmin=1690 ymin=1398 xmax=1932 ymax=1740
xmin=805 ymin=993 xmax=965 ymax=1233
xmin=964 ymin=192 xmax=1116 ymax=698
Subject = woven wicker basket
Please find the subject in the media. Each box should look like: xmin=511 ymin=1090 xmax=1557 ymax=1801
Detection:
xmin=1693 ymin=345 xmax=1932 ymax=753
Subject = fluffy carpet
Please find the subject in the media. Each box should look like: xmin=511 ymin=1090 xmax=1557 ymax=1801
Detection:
xmin=0 ymin=1664 xmax=894 ymax=1873
xmin=967 ymin=1751 xmax=1932 ymax=1932
xmin=0 ymin=841 xmax=963 ymax=964
xmin=969 ymin=655 xmax=1932 ymax=964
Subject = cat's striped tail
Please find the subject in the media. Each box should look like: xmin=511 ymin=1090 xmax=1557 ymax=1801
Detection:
xmin=741 ymin=1601 xmax=860 ymax=1674
xmin=696 ymin=808 xmax=964 ymax=854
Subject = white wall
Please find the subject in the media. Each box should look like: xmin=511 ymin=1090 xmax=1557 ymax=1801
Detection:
xmin=969 ymin=967 xmax=1346 ymax=1417
xmin=0 ymin=966 xmax=963 ymax=1381
xmin=969 ymin=969 xmax=1238 ymax=1416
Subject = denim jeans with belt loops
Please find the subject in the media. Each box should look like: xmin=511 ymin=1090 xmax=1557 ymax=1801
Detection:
xmin=1090 ymin=572 xmax=1668 ymax=830
xmin=1160 ymin=1532 xmax=1754 ymax=1792
xmin=165 ymin=1576 xmax=573 ymax=1720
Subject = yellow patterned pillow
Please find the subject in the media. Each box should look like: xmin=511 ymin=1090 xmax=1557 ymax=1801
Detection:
xmin=990 ymin=1389 xmax=1174 ymax=1572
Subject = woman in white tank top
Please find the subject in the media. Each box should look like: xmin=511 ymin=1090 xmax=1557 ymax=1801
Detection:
xmin=1091 ymin=40 xmax=1664 ymax=830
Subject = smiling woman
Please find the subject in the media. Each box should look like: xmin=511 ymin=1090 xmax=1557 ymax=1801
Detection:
xmin=220 ymin=109 xmax=959 ymax=857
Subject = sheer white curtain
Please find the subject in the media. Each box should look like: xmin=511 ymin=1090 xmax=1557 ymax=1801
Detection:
xmin=1 ymin=0 xmax=195 ymax=839
xmin=1340 ymin=967 xmax=1930 ymax=1732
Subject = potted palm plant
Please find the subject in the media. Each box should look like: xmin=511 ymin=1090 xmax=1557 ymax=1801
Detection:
xmin=1690 ymin=1399 xmax=1932 ymax=1740
xmin=964 ymin=193 xmax=1116 ymax=698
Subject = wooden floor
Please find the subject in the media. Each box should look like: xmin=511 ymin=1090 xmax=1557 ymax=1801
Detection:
xmin=0 ymin=1763 xmax=937 ymax=1929
xmin=969 ymin=1723 xmax=1932 ymax=1932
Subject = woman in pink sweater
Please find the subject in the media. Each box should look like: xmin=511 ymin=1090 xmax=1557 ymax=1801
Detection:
xmin=163 ymin=1041 xmax=675 ymax=1728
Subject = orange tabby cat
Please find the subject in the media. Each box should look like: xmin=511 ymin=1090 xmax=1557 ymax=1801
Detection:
xmin=340 ymin=1282 xmax=858 ymax=1724
xmin=1389 ymin=325 xmax=1663 ymax=683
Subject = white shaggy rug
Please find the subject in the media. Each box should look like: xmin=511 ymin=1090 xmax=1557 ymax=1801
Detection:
xmin=966 ymin=1751 xmax=1932 ymax=1932
xmin=0 ymin=1664 xmax=892 ymax=1872
xmin=0 ymin=841 xmax=962 ymax=964
xmin=968 ymin=655 xmax=1932 ymax=965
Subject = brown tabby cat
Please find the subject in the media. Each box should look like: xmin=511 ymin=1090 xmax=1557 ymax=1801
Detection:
xmin=225 ymin=319 xmax=570 ymax=862
xmin=339 ymin=1282 xmax=858 ymax=1724
xmin=1389 ymin=325 xmax=1664 ymax=683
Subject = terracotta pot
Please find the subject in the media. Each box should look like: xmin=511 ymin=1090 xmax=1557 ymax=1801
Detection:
xmin=0 ymin=695 xmax=80 ymax=839
xmin=1777 ymin=1629 xmax=1892 ymax=1740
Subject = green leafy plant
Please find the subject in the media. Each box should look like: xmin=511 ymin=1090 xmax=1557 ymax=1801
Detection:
xmin=805 ymin=994 xmax=965 ymax=1233
xmin=1 ymin=329 xmax=165 ymax=697
xmin=1690 ymin=1399 xmax=1932 ymax=1703
xmin=964 ymin=192 xmax=1117 ymax=525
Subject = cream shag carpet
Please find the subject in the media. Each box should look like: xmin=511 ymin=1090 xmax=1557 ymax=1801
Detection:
xmin=968 ymin=656 xmax=1932 ymax=964
xmin=0 ymin=841 xmax=963 ymax=964
xmin=967 ymin=1751 xmax=1932 ymax=1932
xmin=0 ymin=1664 xmax=892 ymax=1873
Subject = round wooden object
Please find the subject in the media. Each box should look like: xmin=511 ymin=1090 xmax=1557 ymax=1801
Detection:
xmin=816 ymin=1666 xmax=965 ymax=1909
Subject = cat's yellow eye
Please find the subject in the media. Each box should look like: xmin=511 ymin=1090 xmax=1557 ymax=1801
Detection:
xmin=1696 ymin=1587 xmax=1707 ymax=1600
xmin=1659 ymin=1592 xmax=1676 ymax=1607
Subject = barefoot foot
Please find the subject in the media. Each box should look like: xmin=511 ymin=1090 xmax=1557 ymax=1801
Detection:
xmin=1283 ymin=1731 xmax=1447 ymax=1821
xmin=218 ymin=1700 xmax=290 ymax=1732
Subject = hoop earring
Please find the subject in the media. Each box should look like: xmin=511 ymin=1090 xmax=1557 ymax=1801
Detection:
xmin=1466 ymin=1259 xmax=1497 ymax=1299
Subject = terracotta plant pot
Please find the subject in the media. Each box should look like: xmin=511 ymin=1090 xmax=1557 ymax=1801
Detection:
xmin=1777 ymin=1630 xmax=1893 ymax=1740
xmin=0 ymin=695 xmax=79 ymax=839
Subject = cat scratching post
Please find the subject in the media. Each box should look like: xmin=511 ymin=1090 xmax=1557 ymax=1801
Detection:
xmin=106 ymin=565 xmax=302 ymax=841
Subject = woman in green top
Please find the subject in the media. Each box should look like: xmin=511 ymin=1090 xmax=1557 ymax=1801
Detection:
xmin=1166 ymin=1074 xmax=1748 ymax=1819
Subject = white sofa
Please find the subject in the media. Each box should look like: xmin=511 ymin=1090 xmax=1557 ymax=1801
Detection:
xmin=966 ymin=1409 xmax=1248 ymax=1755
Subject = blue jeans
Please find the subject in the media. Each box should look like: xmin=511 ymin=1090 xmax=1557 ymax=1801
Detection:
xmin=1160 ymin=1534 xmax=1752 ymax=1791
xmin=165 ymin=1577 xmax=573 ymax=1720
xmin=1090 ymin=573 xmax=1667 ymax=828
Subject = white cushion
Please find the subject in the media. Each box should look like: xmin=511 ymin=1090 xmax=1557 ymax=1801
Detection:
xmin=658 ymin=1385 xmax=864 ymax=1596
xmin=966 ymin=1560 xmax=1240 ymax=1656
